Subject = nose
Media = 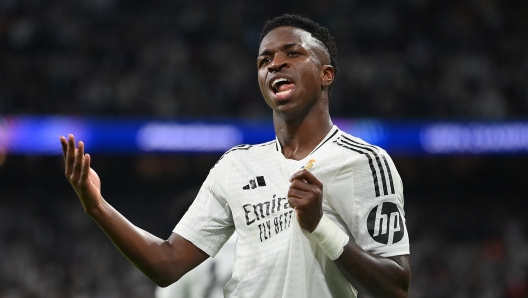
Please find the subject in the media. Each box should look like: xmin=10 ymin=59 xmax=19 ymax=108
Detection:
xmin=267 ymin=53 xmax=288 ymax=73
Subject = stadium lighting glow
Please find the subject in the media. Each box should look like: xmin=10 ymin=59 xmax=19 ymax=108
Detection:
xmin=1 ymin=116 xmax=528 ymax=155
xmin=421 ymin=123 xmax=528 ymax=154
xmin=136 ymin=122 xmax=243 ymax=152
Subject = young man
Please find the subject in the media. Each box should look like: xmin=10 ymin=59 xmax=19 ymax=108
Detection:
xmin=61 ymin=14 xmax=410 ymax=298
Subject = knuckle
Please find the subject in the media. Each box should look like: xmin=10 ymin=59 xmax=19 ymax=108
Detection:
xmin=288 ymin=187 xmax=299 ymax=195
xmin=311 ymin=187 xmax=322 ymax=197
xmin=292 ymin=180 xmax=303 ymax=187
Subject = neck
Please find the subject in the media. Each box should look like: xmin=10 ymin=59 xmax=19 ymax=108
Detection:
xmin=274 ymin=102 xmax=333 ymax=160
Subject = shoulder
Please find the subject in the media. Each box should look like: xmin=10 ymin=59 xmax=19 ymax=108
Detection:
xmin=339 ymin=131 xmax=402 ymax=198
xmin=212 ymin=140 xmax=278 ymax=169
xmin=328 ymin=130 xmax=392 ymax=164
xmin=326 ymin=130 xmax=401 ymax=197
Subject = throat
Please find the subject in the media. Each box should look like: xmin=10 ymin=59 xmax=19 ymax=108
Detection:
xmin=275 ymin=116 xmax=334 ymax=161
xmin=279 ymin=132 xmax=320 ymax=161
xmin=281 ymin=143 xmax=312 ymax=160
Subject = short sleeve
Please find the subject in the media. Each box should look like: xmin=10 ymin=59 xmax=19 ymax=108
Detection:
xmin=174 ymin=157 xmax=235 ymax=257
xmin=327 ymin=150 xmax=410 ymax=257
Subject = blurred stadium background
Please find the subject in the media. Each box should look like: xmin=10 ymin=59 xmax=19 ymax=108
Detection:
xmin=1 ymin=0 xmax=528 ymax=297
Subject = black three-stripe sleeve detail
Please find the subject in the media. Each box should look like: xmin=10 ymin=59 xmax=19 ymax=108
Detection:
xmin=334 ymin=140 xmax=380 ymax=197
xmin=342 ymin=139 xmax=388 ymax=195
xmin=341 ymin=135 xmax=395 ymax=195
xmin=382 ymin=155 xmax=395 ymax=194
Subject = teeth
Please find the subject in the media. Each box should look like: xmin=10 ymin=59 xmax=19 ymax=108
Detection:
xmin=271 ymin=78 xmax=289 ymax=89
xmin=276 ymin=89 xmax=292 ymax=96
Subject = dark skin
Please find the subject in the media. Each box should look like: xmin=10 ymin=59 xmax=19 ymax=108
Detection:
xmin=259 ymin=27 xmax=411 ymax=297
xmin=61 ymin=25 xmax=410 ymax=296
xmin=59 ymin=136 xmax=209 ymax=287
xmin=257 ymin=27 xmax=334 ymax=160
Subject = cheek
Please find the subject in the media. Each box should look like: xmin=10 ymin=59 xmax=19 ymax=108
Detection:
xmin=300 ymin=65 xmax=322 ymax=91
xmin=257 ymin=70 xmax=267 ymax=90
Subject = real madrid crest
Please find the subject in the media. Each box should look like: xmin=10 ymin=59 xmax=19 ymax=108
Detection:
xmin=302 ymin=159 xmax=316 ymax=170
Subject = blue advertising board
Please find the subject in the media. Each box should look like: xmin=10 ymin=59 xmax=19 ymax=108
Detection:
xmin=1 ymin=116 xmax=528 ymax=155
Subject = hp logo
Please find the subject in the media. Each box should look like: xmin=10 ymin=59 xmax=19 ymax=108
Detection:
xmin=367 ymin=202 xmax=404 ymax=245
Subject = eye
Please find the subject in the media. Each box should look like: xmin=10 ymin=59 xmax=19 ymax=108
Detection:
xmin=288 ymin=51 xmax=300 ymax=56
xmin=259 ymin=57 xmax=272 ymax=68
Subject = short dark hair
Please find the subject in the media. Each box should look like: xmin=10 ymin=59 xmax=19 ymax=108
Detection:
xmin=260 ymin=14 xmax=338 ymax=93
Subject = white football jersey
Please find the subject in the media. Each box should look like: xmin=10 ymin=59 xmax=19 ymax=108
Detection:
xmin=175 ymin=126 xmax=410 ymax=298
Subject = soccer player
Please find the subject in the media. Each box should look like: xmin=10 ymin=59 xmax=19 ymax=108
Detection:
xmin=60 ymin=14 xmax=410 ymax=298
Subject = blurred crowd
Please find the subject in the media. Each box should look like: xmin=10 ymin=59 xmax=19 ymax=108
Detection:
xmin=0 ymin=155 xmax=214 ymax=298
xmin=1 ymin=0 xmax=528 ymax=297
xmin=1 ymin=155 xmax=527 ymax=298
xmin=0 ymin=0 xmax=527 ymax=119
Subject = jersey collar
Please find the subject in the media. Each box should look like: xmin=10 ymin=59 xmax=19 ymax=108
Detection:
xmin=274 ymin=125 xmax=341 ymax=157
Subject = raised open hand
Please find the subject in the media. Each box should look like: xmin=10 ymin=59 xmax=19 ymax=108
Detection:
xmin=60 ymin=134 xmax=102 ymax=214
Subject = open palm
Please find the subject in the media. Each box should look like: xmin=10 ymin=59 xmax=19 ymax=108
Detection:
xmin=60 ymin=135 xmax=103 ymax=213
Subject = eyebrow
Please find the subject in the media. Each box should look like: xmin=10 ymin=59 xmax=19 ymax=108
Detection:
xmin=258 ymin=43 xmax=299 ymax=57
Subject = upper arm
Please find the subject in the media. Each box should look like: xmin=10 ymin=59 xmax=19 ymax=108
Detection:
xmin=164 ymin=149 xmax=241 ymax=285
xmin=161 ymin=232 xmax=210 ymax=287
xmin=328 ymin=150 xmax=410 ymax=258
xmin=389 ymin=255 xmax=410 ymax=270
xmin=173 ymin=153 xmax=235 ymax=257
xmin=389 ymin=254 xmax=411 ymax=287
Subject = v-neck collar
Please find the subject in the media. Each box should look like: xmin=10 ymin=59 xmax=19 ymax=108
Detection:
xmin=274 ymin=125 xmax=340 ymax=160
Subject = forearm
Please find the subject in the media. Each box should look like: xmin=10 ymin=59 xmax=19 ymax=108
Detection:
xmin=334 ymin=240 xmax=410 ymax=298
xmin=60 ymin=135 xmax=207 ymax=286
xmin=86 ymin=198 xmax=185 ymax=286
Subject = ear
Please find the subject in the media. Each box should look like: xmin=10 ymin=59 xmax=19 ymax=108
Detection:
xmin=320 ymin=65 xmax=335 ymax=88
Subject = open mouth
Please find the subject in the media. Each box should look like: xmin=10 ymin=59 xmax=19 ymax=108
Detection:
xmin=271 ymin=78 xmax=295 ymax=97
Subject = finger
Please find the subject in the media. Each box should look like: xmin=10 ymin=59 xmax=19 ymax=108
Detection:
xmin=288 ymin=196 xmax=301 ymax=209
xmin=79 ymin=153 xmax=91 ymax=184
xmin=287 ymin=187 xmax=308 ymax=201
xmin=288 ymin=179 xmax=322 ymax=206
xmin=65 ymin=134 xmax=76 ymax=178
xmin=71 ymin=141 xmax=84 ymax=182
xmin=289 ymin=169 xmax=322 ymax=187
xmin=287 ymin=196 xmax=311 ymax=210
xmin=289 ymin=179 xmax=315 ymax=192
xmin=60 ymin=136 xmax=68 ymax=160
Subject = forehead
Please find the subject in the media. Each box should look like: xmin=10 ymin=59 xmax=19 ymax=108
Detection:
xmin=259 ymin=26 xmax=320 ymax=52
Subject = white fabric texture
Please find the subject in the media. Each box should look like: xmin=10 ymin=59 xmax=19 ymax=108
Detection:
xmin=174 ymin=126 xmax=410 ymax=298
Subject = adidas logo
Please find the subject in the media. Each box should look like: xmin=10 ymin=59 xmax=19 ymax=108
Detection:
xmin=243 ymin=176 xmax=266 ymax=190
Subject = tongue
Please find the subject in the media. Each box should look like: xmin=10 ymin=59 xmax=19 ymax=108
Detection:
xmin=277 ymin=83 xmax=294 ymax=93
